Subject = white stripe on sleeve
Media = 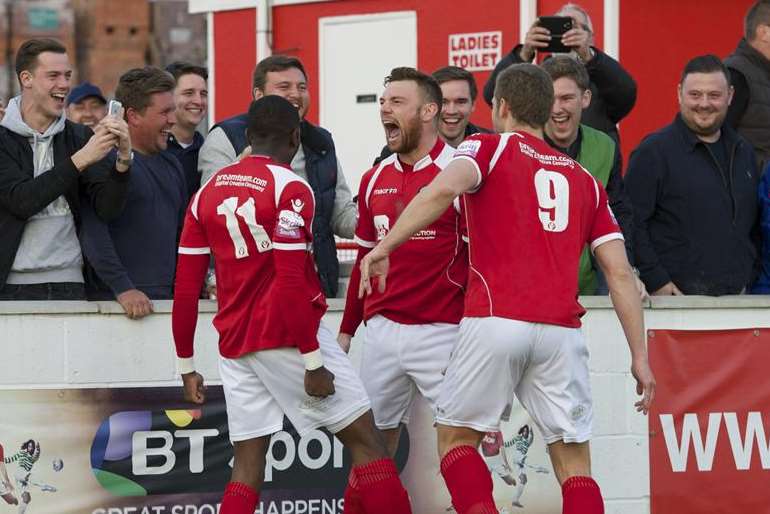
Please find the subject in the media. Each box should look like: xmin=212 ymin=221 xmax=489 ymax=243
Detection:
xmin=178 ymin=246 xmax=211 ymax=255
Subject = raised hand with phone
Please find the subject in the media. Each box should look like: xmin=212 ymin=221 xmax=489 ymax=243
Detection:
xmin=71 ymin=99 xmax=132 ymax=173
xmin=482 ymin=3 xmax=637 ymax=145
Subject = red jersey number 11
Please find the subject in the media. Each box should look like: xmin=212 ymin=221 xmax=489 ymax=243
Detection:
xmin=216 ymin=196 xmax=273 ymax=258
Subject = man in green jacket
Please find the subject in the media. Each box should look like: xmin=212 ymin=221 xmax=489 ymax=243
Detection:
xmin=541 ymin=55 xmax=644 ymax=296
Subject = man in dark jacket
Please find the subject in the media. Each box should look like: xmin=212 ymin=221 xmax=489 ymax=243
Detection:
xmin=165 ymin=62 xmax=208 ymax=203
xmin=198 ymin=55 xmax=356 ymax=298
xmin=374 ymin=65 xmax=490 ymax=164
xmin=80 ymin=67 xmax=187 ymax=319
xmin=725 ymin=1 xmax=770 ymax=172
xmin=484 ymin=3 xmax=636 ymax=145
xmin=0 ymin=38 xmax=131 ymax=301
xmin=626 ymin=55 xmax=760 ymax=296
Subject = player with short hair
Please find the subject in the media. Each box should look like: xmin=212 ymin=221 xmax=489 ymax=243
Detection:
xmin=171 ymin=95 xmax=412 ymax=514
xmin=338 ymin=66 xmax=466 ymax=509
xmin=359 ymin=63 xmax=655 ymax=514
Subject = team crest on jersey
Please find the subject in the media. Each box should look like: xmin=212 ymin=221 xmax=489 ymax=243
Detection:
xmin=373 ymin=215 xmax=390 ymax=240
xmin=455 ymin=139 xmax=481 ymax=158
xmin=291 ymin=198 xmax=305 ymax=213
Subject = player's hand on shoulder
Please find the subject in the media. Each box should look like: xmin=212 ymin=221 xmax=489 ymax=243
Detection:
xmin=182 ymin=371 xmax=206 ymax=404
xmin=304 ymin=366 xmax=336 ymax=398
xmin=337 ymin=333 xmax=352 ymax=353
xmin=631 ymin=358 xmax=655 ymax=415
xmin=117 ymin=289 xmax=154 ymax=320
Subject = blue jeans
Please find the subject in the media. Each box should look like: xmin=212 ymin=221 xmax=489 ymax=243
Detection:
xmin=0 ymin=282 xmax=86 ymax=301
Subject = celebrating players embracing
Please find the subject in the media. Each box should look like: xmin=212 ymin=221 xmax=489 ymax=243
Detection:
xmin=359 ymin=64 xmax=655 ymax=514
xmin=171 ymin=96 xmax=412 ymax=514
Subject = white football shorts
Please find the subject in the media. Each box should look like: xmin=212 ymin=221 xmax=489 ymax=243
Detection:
xmin=436 ymin=316 xmax=593 ymax=444
xmin=219 ymin=322 xmax=371 ymax=442
xmin=359 ymin=315 xmax=458 ymax=429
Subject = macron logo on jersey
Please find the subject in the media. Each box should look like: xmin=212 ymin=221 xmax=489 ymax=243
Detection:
xmin=291 ymin=199 xmax=305 ymax=213
xmin=455 ymin=139 xmax=481 ymax=158
xmin=373 ymin=188 xmax=398 ymax=196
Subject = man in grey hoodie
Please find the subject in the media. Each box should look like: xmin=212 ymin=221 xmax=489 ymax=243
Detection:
xmin=0 ymin=38 xmax=133 ymax=301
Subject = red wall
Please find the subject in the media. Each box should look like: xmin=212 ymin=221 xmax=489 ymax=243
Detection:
xmin=211 ymin=1 xmax=754 ymax=163
xmin=213 ymin=8 xmax=256 ymax=121
xmin=212 ymin=0 xmax=520 ymax=128
xmin=619 ymin=1 xmax=751 ymax=161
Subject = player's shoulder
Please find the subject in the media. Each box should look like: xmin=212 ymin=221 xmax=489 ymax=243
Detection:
xmin=433 ymin=140 xmax=457 ymax=170
xmin=455 ymin=132 xmax=501 ymax=158
xmin=361 ymin=152 xmax=397 ymax=188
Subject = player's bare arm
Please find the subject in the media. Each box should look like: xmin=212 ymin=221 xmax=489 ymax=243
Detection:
xmin=594 ymin=239 xmax=656 ymax=414
xmin=359 ymin=158 xmax=477 ymax=297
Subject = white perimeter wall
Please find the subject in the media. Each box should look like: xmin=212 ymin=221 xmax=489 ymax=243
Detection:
xmin=2 ymin=296 xmax=770 ymax=513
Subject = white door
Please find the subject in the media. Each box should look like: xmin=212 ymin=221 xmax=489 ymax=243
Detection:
xmin=319 ymin=11 xmax=417 ymax=196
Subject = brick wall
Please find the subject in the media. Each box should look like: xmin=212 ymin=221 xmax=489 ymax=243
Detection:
xmin=72 ymin=0 xmax=150 ymax=97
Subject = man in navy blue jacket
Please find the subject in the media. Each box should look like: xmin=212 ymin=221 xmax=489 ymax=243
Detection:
xmin=753 ymin=166 xmax=770 ymax=293
xmin=80 ymin=67 xmax=187 ymax=318
xmin=626 ymin=55 xmax=760 ymax=296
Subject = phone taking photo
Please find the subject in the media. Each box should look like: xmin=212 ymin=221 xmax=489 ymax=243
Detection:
xmin=537 ymin=16 xmax=573 ymax=54
xmin=108 ymin=100 xmax=123 ymax=118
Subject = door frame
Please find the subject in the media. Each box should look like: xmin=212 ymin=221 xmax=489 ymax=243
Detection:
xmin=318 ymin=10 xmax=418 ymax=131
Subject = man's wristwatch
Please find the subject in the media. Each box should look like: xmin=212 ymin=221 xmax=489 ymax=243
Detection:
xmin=117 ymin=151 xmax=134 ymax=167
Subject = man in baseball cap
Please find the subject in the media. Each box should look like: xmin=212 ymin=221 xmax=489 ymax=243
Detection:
xmin=66 ymin=81 xmax=107 ymax=127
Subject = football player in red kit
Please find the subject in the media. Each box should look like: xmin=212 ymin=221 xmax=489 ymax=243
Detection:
xmin=171 ymin=96 xmax=412 ymax=514
xmin=359 ymin=64 xmax=655 ymax=514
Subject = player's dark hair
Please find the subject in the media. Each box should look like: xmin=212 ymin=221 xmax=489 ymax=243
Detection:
xmin=15 ymin=38 xmax=66 ymax=84
xmin=385 ymin=67 xmax=443 ymax=109
xmin=22 ymin=439 xmax=35 ymax=450
xmin=246 ymin=95 xmax=301 ymax=148
xmin=541 ymin=55 xmax=590 ymax=92
xmin=165 ymin=61 xmax=208 ymax=82
xmin=432 ymin=65 xmax=478 ymax=102
xmin=745 ymin=0 xmax=770 ymax=40
xmin=679 ymin=54 xmax=731 ymax=85
xmin=115 ymin=66 xmax=176 ymax=114
xmin=494 ymin=63 xmax=553 ymax=129
xmin=252 ymin=55 xmax=307 ymax=93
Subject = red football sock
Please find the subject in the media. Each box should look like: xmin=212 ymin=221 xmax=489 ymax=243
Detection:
xmin=353 ymin=458 xmax=412 ymax=514
xmin=220 ymin=481 xmax=259 ymax=514
xmin=440 ymin=445 xmax=497 ymax=514
xmin=562 ymin=476 xmax=604 ymax=514
xmin=343 ymin=468 xmax=365 ymax=514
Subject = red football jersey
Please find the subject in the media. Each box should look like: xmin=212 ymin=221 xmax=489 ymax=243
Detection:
xmin=341 ymin=139 xmax=467 ymax=334
xmin=453 ymin=132 xmax=623 ymax=327
xmin=173 ymin=155 xmax=326 ymax=360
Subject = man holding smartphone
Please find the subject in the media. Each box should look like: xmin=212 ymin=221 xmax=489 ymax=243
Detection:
xmin=0 ymin=38 xmax=132 ymax=301
xmin=482 ymin=3 xmax=636 ymax=146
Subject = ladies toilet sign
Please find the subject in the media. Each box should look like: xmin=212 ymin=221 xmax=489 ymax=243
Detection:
xmin=448 ymin=31 xmax=502 ymax=71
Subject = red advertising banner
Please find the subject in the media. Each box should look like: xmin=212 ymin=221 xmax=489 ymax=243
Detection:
xmin=649 ymin=328 xmax=770 ymax=514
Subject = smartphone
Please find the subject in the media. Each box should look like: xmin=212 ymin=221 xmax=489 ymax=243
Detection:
xmin=537 ymin=16 xmax=573 ymax=53
xmin=108 ymin=99 xmax=123 ymax=118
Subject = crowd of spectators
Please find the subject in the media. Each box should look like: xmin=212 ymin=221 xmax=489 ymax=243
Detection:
xmin=0 ymin=1 xmax=769 ymax=318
